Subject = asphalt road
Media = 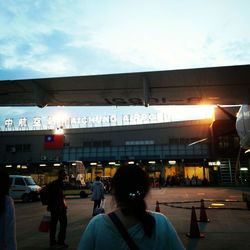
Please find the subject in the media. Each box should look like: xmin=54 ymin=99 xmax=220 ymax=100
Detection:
xmin=15 ymin=187 xmax=250 ymax=250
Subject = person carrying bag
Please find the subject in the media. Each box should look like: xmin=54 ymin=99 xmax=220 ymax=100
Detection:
xmin=38 ymin=213 xmax=51 ymax=233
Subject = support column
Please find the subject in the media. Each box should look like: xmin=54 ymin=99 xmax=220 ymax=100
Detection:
xmin=91 ymin=166 xmax=96 ymax=182
xmin=160 ymin=160 xmax=165 ymax=180
xmin=228 ymin=159 xmax=232 ymax=183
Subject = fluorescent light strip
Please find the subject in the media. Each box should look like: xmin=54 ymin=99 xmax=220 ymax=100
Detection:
xmin=240 ymin=168 xmax=248 ymax=171
xmin=148 ymin=161 xmax=156 ymax=164
xmin=168 ymin=160 xmax=176 ymax=165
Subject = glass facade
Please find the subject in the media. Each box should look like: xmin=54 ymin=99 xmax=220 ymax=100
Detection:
xmin=62 ymin=143 xmax=209 ymax=162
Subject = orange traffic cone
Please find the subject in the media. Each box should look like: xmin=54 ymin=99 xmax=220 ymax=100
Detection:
xmin=198 ymin=199 xmax=210 ymax=222
xmin=155 ymin=201 xmax=160 ymax=212
xmin=186 ymin=206 xmax=204 ymax=238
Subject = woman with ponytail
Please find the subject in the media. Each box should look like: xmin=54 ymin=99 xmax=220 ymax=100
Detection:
xmin=78 ymin=165 xmax=185 ymax=250
xmin=0 ymin=170 xmax=17 ymax=250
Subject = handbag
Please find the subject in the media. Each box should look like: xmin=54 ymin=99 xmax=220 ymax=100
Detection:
xmin=108 ymin=212 xmax=139 ymax=250
xmin=38 ymin=213 xmax=51 ymax=233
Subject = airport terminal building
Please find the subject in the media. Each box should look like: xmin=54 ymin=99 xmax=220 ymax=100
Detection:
xmin=1 ymin=107 xmax=249 ymax=186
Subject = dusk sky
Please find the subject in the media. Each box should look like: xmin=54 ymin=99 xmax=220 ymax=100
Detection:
xmin=0 ymin=0 xmax=249 ymax=129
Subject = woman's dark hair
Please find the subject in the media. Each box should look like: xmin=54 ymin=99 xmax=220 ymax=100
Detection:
xmin=111 ymin=165 xmax=155 ymax=237
xmin=0 ymin=169 xmax=10 ymax=215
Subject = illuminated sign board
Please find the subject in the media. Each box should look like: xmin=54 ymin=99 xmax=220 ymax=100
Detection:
xmin=1 ymin=113 xmax=171 ymax=131
xmin=208 ymin=161 xmax=221 ymax=166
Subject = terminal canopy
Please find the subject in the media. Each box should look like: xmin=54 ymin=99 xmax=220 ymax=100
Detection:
xmin=0 ymin=64 xmax=249 ymax=107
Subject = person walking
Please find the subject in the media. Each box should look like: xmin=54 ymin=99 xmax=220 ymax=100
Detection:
xmin=48 ymin=169 xmax=68 ymax=249
xmin=77 ymin=165 xmax=185 ymax=250
xmin=91 ymin=176 xmax=104 ymax=216
xmin=0 ymin=170 xmax=17 ymax=250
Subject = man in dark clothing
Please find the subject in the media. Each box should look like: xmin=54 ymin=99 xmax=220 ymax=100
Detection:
xmin=48 ymin=170 xmax=68 ymax=249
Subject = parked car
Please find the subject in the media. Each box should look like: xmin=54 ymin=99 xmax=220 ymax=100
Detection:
xmin=9 ymin=175 xmax=41 ymax=202
xmin=63 ymin=182 xmax=91 ymax=198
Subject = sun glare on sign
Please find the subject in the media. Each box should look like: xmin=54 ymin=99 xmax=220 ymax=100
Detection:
xmin=54 ymin=112 xmax=69 ymax=125
xmin=152 ymin=105 xmax=214 ymax=122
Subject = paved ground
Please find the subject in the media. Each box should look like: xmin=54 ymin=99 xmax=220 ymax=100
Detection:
xmin=15 ymin=187 xmax=250 ymax=250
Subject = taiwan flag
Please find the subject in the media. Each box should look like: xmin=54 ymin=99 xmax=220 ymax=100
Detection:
xmin=44 ymin=135 xmax=64 ymax=149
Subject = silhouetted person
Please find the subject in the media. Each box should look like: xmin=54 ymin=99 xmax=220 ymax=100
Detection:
xmin=77 ymin=165 xmax=185 ymax=250
xmin=0 ymin=170 xmax=17 ymax=250
xmin=48 ymin=170 xmax=68 ymax=249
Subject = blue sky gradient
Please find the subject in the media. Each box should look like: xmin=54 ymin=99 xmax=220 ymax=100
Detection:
xmin=0 ymin=0 xmax=249 ymax=125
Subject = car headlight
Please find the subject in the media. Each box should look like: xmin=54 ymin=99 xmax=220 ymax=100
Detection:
xmin=29 ymin=187 xmax=39 ymax=192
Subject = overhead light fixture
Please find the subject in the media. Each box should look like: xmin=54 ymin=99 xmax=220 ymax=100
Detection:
xmin=240 ymin=167 xmax=248 ymax=171
xmin=53 ymin=163 xmax=61 ymax=166
xmin=210 ymin=203 xmax=225 ymax=207
xmin=168 ymin=160 xmax=176 ymax=165
xmin=209 ymin=161 xmax=221 ymax=166
xmin=39 ymin=164 xmax=46 ymax=167
xmin=5 ymin=165 xmax=12 ymax=168
xmin=128 ymin=161 xmax=134 ymax=165
xmin=71 ymin=163 xmax=76 ymax=166
xmin=21 ymin=166 xmax=27 ymax=169
xmin=148 ymin=161 xmax=156 ymax=164
xmin=109 ymin=162 xmax=116 ymax=165
xmin=90 ymin=162 xmax=97 ymax=166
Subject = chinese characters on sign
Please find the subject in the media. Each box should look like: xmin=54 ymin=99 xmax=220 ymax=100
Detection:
xmin=33 ymin=117 xmax=43 ymax=129
xmin=1 ymin=113 xmax=172 ymax=131
xmin=5 ymin=118 xmax=14 ymax=130
xmin=18 ymin=117 xmax=28 ymax=129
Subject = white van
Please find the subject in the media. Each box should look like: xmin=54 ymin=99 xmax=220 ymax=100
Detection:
xmin=9 ymin=175 xmax=41 ymax=202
